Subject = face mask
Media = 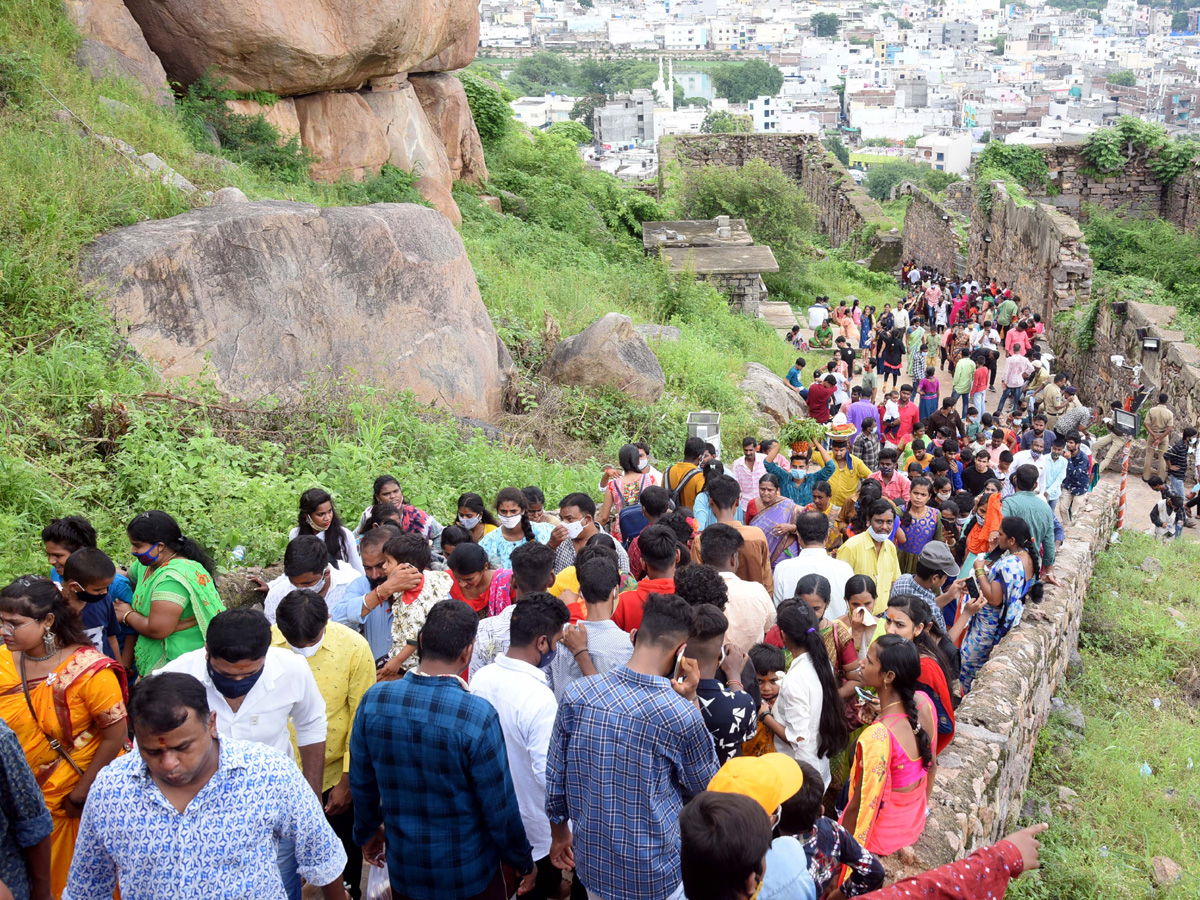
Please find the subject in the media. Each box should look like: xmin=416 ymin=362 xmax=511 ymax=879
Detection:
xmin=867 ymin=525 xmax=890 ymax=542
xmin=295 ymin=567 xmax=328 ymax=596
xmin=937 ymin=492 xmax=951 ymax=503
xmin=306 ymin=515 xmax=330 ymax=533
xmin=1031 ymin=450 xmax=1041 ymax=459
xmin=458 ymin=514 xmax=482 ymax=529
xmin=499 ymin=513 xmax=523 ymax=530
xmin=638 ymin=459 xmax=649 ymax=471
xmin=287 ymin=633 xmax=324 ymax=658
xmin=72 ymin=584 xmax=108 ymax=604
xmin=133 ymin=546 xmax=161 ymax=566
xmin=207 ymin=659 xmax=264 ymax=699
xmin=538 ymin=643 xmax=558 ymax=669
xmin=791 ymin=469 xmax=806 ymax=482
xmin=564 ymin=519 xmax=587 ymax=540
xmin=957 ymin=515 xmax=971 ymax=527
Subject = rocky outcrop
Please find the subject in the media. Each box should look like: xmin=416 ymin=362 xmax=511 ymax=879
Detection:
xmin=122 ymin=0 xmax=480 ymax=96
xmin=224 ymin=98 xmax=301 ymax=142
xmin=79 ymin=201 xmax=511 ymax=418
xmin=410 ymin=74 xmax=488 ymax=187
xmin=542 ymin=313 xmax=666 ymax=403
xmin=740 ymin=363 xmax=807 ymax=426
xmin=360 ymin=79 xmax=460 ymax=225
xmin=411 ymin=17 xmax=479 ymax=74
xmin=64 ymin=0 xmax=173 ymax=106
xmin=293 ymin=92 xmax=389 ymax=184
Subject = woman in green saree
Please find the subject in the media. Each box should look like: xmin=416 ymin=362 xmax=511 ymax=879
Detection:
xmin=111 ymin=511 xmax=225 ymax=676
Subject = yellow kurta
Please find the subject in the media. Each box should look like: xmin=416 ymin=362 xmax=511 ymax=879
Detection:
xmin=827 ymin=456 xmax=873 ymax=510
xmin=836 ymin=532 xmax=901 ymax=612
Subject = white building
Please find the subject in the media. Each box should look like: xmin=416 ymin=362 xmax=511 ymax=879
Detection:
xmin=509 ymin=94 xmax=578 ymax=129
xmin=914 ymin=132 xmax=973 ymax=174
xmin=666 ymin=23 xmax=709 ymax=49
xmin=749 ymin=95 xmax=780 ymax=131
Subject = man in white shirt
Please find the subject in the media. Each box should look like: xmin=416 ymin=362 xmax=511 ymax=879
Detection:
xmin=807 ymin=298 xmax=829 ymax=330
xmin=699 ymin=525 xmax=775 ymax=652
xmin=470 ymin=594 xmax=571 ymax=900
xmin=263 ymin=536 xmax=360 ymax=624
xmin=160 ymin=607 xmax=327 ymax=900
xmin=1042 ymin=438 xmax=1069 ymax=509
xmin=892 ymin=304 xmax=909 ymax=331
xmin=1012 ymin=436 xmax=1049 ymax=494
xmin=772 ymin=511 xmax=854 ymax=619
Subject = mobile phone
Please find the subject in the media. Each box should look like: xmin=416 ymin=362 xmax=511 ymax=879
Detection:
xmin=855 ymin=686 xmax=876 ymax=703
xmin=673 ymin=644 xmax=688 ymax=682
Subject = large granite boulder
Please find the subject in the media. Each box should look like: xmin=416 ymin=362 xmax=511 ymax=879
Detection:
xmin=410 ymin=74 xmax=488 ymax=186
xmin=360 ymin=79 xmax=459 ymax=225
xmin=79 ymin=201 xmax=511 ymax=418
xmin=294 ymin=92 xmax=389 ymax=183
xmin=411 ymin=16 xmax=479 ymax=73
xmin=740 ymin=363 xmax=807 ymax=426
xmin=123 ymin=0 xmax=479 ymax=96
xmin=543 ymin=313 xmax=665 ymax=403
xmin=65 ymin=0 xmax=173 ymax=106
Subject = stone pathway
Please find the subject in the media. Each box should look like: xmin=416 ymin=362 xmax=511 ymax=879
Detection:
xmin=758 ymin=300 xmax=799 ymax=336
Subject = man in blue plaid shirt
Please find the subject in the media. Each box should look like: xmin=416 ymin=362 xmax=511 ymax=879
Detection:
xmin=546 ymin=593 xmax=719 ymax=900
xmin=350 ymin=599 xmax=536 ymax=900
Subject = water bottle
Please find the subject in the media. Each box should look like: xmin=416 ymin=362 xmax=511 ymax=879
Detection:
xmin=230 ymin=545 xmax=246 ymax=563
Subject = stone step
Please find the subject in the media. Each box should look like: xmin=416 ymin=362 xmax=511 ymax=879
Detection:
xmin=758 ymin=300 xmax=799 ymax=335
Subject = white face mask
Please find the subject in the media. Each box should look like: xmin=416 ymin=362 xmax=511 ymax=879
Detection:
xmin=564 ymin=519 xmax=587 ymax=539
xmin=867 ymin=525 xmax=890 ymax=542
xmin=459 ymin=515 xmax=482 ymax=529
xmin=937 ymin=491 xmax=952 ymax=503
xmin=295 ymin=568 xmax=328 ymax=597
xmin=287 ymin=631 xmax=325 ymax=658
xmin=499 ymin=513 xmax=523 ymax=530
xmin=638 ymin=458 xmax=649 ymax=471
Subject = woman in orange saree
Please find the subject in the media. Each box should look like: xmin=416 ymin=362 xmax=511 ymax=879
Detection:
xmin=839 ymin=635 xmax=937 ymax=857
xmin=0 ymin=576 xmax=128 ymax=899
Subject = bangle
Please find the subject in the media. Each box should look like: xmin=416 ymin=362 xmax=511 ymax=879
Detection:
xmin=573 ymin=649 xmax=588 ymax=658
xmin=121 ymin=610 xmax=133 ymax=626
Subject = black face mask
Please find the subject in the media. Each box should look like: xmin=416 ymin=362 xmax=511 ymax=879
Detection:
xmin=207 ymin=660 xmax=264 ymax=699
xmin=72 ymin=585 xmax=108 ymax=604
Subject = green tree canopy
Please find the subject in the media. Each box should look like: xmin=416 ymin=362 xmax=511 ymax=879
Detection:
xmin=824 ymin=135 xmax=850 ymax=166
xmin=812 ymin=12 xmax=840 ymax=36
xmin=1171 ymin=11 xmax=1189 ymax=30
xmin=710 ymin=60 xmax=784 ymax=104
xmin=862 ymin=160 xmax=930 ymax=200
xmin=1107 ymin=70 xmax=1137 ymax=87
xmin=700 ymin=110 xmax=753 ymax=133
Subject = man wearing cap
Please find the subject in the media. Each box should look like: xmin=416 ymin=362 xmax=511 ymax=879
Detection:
xmin=707 ymin=756 xmax=818 ymax=900
xmin=1041 ymin=373 xmax=1070 ymax=429
xmin=825 ymin=438 xmax=872 ymax=510
xmin=889 ymin=543 xmax=964 ymax=631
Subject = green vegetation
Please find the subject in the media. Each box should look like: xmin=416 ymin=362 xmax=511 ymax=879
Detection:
xmin=457 ymin=70 xmax=513 ymax=148
xmin=878 ymin=196 xmax=912 ymax=230
xmin=709 ymin=59 xmax=784 ymax=105
xmin=975 ymin=142 xmax=1052 ymax=193
xmin=1046 ymin=0 xmax=1107 ymax=10
xmin=1011 ymin=533 xmax=1200 ymax=900
xmin=1106 ymin=69 xmax=1137 ymax=87
xmin=812 ymin=12 xmax=841 ymax=36
xmin=862 ymin=160 xmax=961 ymax=201
xmin=1171 ymin=11 xmax=1189 ymax=30
xmin=991 ymin=35 xmax=1006 ymax=55
xmin=1079 ymin=116 xmax=1200 ymax=185
xmin=824 ymin=135 xmax=850 ymax=166
xmin=701 ymin=110 xmax=753 ymax=134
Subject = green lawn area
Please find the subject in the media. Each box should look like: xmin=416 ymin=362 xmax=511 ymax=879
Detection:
xmin=1011 ymin=532 xmax=1200 ymax=900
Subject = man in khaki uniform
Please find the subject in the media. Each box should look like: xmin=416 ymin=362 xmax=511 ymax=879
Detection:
xmin=1142 ymin=393 xmax=1175 ymax=481
xmin=1042 ymin=373 xmax=1069 ymax=429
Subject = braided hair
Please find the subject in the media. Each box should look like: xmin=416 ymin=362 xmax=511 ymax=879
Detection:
xmin=849 ymin=480 xmax=884 ymax=535
xmin=495 ymin=487 xmax=536 ymax=544
xmin=886 ymin=593 xmax=955 ymax=689
xmin=776 ymin=599 xmax=850 ymax=759
xmin=998 ymin=516 xmax=1043 ymax=603
xmin=875 ymin=634 xmax=933 ymax=769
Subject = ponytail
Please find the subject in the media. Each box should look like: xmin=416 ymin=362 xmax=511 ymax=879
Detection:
xmin=875 ymin=635 xmax=933 ymax=769
xmin=1000 ymin=515 xmax=1043 ymax=603
xmin=127 ymin=510 xmax=217 ymax=577
xmin=777 ymin=599 xmax=850 ymax=759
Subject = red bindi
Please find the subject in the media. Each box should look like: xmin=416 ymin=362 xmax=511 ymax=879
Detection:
xmin=157 ymin=737 xmax=167 ymax=746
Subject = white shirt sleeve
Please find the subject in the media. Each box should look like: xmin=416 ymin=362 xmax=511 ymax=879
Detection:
xmin=340 ymin=526 xmax=364 ymax=575
xmin=286 ymin=655 xmax=328 ymax=747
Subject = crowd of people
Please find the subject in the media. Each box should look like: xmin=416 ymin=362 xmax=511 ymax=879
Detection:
xmin=6 ymin=259 xmax=1190 ymax=900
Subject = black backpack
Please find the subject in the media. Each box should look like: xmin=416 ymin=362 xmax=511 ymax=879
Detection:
xmin=665 ymin=464 xmax=702 ymax=509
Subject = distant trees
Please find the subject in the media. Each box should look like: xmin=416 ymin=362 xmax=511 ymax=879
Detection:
xmin=569 ymin=95 xmax=603 ymax=132
xmin=812 ymin=13 xmax=840 ymax=37
xmin=897 ymin=18 xmax=913 ymax=28
xmin=1107 ymin=70 xmax=1137 ymax=87
xmin=824 ymin=135 xmax=850 ymax=166
xmin=700 ymin=110 xmax=753 ymax=133
xmin=710 ymin=60 xmax=784 ymax=104
xmin=1171 ymin=11 xmax=1189 ymax=30
xmin=862 ymin=161 xmax=961 ymax=200
xmin=990 ymin=35 xmax=1006 ymax=55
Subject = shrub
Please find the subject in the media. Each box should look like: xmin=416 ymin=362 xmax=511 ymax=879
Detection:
xmin=458 ymin=69 xmax=512 ymax=150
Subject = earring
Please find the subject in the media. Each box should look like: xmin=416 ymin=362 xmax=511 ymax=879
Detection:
xmin=43 ymin=630 xmax=58 ymax=655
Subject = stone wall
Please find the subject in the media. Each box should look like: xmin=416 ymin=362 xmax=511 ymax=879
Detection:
xmin=709 ymin=272 xmax=768 ymax=317
xmin=1051 ymin=297 xmax=1200 ymax=429
xmin=1165 ymin=165 xmax=1200 ymax=234
xmin=1029 ymin=143 xmax=1170 ymax=223
xmin=898 ymin=185 xmax=967 ymax=278
xmin=890 ymin=484 xmax=1119 ymax=879
xmin=966 ymin=182 xmax=1093 ymax=321
xmin=660 ymin=134 xmax=902 ymax=268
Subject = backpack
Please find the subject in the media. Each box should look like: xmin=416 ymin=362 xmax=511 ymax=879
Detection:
xmin=616 ymin=474 xmax=652 ymax=548
xmin=665 ymin=464 xmax=703 ymax=510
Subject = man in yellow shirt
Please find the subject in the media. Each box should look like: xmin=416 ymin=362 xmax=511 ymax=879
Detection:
xmin=826 ymin=437 xmax=872 ymax=509
xmin=274 ymin=589 xmax=375 ymax=899
xmin=835 ymin=499 xmax=901 ymax=612
xmin=664 ymin=436 xmax=708 ymax=510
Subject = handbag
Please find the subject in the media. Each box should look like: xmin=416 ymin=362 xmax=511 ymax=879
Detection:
xmin=19 ymin=654 xmax=86 ymax=776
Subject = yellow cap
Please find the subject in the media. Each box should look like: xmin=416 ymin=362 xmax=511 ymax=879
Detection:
xmin=707 ymin=754 xmax=804 ymax=814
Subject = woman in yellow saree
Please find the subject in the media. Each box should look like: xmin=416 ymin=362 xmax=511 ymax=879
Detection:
xmin=0 ymin=576 xmax=128 ymax=899
xmin=839 ymin=635 xmax=937 ymax=857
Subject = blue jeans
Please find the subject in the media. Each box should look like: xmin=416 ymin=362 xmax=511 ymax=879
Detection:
xmin=949 ymin=390 xmax=970 ymax=417
xmin=996 ymin=386 xmax=1022 ymax=415
xmin=1053 ymin=513 xmax=1064 ymax=543
xmin=972 ymin=390 xmax=987 ymax=416
xmin=276 ymin=837 xmax=302 ymax=900
xmin=1169 ymin=475 xmax=1186 ymax=501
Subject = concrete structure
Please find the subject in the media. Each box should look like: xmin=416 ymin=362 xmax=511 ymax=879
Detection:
xmin=942 ymin=20 xmax=979 ymax=48
xmin=595 ymin=90 xmax=656 ymax=147
xmin=748 ymin=95 xmax=779 ymax=132
xmin=914 ymin=132 xmax=972 ymax=175
xmin=642 ymin=217 xmax=779 ymax=316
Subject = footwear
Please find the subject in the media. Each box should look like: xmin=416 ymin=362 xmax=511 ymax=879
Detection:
xmin=1186 ymin=520 xmax=1196 ymax=528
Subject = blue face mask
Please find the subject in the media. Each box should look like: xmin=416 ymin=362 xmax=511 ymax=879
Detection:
xmin=538 ymin=643 xmax=558 ymax=670
xmin=207 ymin=659 xmax=264 ymax=699
xmin=133 ymin=546 xmax=161 ymax=566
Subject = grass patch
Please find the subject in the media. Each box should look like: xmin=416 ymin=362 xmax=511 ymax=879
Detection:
xmin=878 ymin=196 xmax=911 ymax=231
xmin=1010 ymin=532 xmax=1200 ymax=900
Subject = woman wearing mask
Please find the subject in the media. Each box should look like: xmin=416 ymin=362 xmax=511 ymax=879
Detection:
xmin=884 ymin=594 xmax=958 ymax=755
xmin=952 ymin=517 xmax=1040 ymax=694
xmin=291 ymin=488 xmax=363 ymax=574
xmin=840 ymin=636 xmax=937 ymax=854
xmin=113 ymin=511 xmax=225 ymax=675
xmin=478 ymin=487 xmax=554 ymax=570
xmin=598 ymin=443 xmax=656 ymax=545
xmin=455 ymin=492 xmax=498 ymax=542
xmin=0 ymin=576 xmax=128 ymax=897
xmin=768 ymin=599 xmax=850 ymax=792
